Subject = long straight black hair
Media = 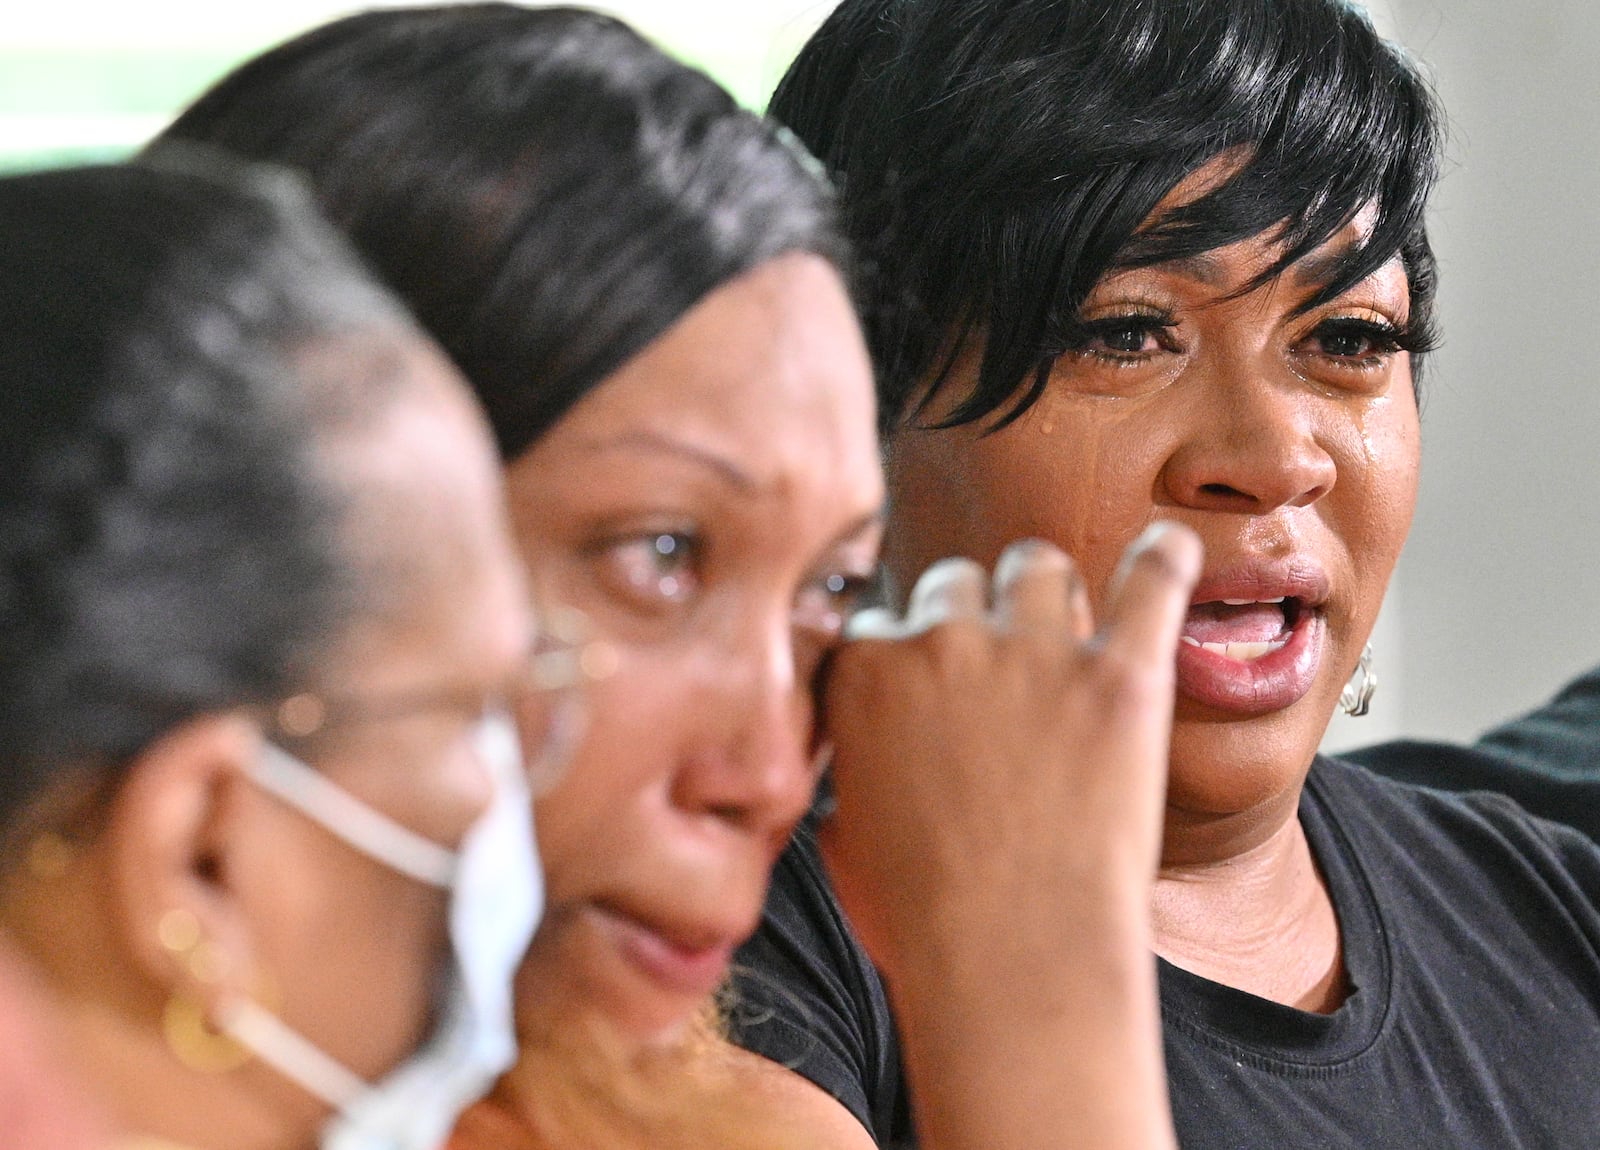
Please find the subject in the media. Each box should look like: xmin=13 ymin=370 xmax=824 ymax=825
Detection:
xmin=160 ymin=3 xmax=846 ymax=461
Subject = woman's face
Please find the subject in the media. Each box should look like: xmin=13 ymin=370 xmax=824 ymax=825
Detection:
xmin=885 ymin=179 xmax=1421 ymax=852
xmin=240 ymin=339 xmax=535 ymax=1086
xmin=504 ymin=253 xmax=883 ymax=1041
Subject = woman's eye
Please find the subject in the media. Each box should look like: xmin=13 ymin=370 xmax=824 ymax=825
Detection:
xmin=602 ymin=530 xmax=699 ymax=607
xmin=1068 ymin=314 xmax=1175 ymax=362
xmin=1097 ymin=324 xmax=1158 ymax=354
xmin=1306 ymin=319 xmax=1403 ymax=363
xmin=792 ymin=570 xmax=875 ymax=639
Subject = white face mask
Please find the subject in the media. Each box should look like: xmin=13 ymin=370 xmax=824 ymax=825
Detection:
xmin=224 ymin=709 xmax=541 ymax=1150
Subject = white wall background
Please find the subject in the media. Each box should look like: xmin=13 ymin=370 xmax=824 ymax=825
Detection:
xmin=1324 ymin=0 xmax=1600 ymax=751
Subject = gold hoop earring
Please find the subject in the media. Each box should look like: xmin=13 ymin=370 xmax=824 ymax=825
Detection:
xmin=1339 ymin=643 xmax=1377 ymax=717
xmin=156 ymin=908 xmax=252 ymax=1074
xmin=162 ymin=990 xmax=252 ymax=1074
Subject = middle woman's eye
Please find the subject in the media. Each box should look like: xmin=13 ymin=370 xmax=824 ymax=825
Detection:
xmin=791 ymin=569 xmax=876 ymax=641
xmin=602 ymin=530 xmax=699 ymax=608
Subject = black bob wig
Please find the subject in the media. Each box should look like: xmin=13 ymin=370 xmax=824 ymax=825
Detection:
xmin=772 ymin=0 xmax=1445 ymax=433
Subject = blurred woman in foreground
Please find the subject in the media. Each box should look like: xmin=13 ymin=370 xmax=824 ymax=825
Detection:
xmin=162 ymin=6 xmax=1199 ymax=1148
xmin=0 ymin=157 xmax=547 ymax=1149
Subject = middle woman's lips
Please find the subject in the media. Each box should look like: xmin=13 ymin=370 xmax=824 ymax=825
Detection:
xmin=591 ymin=903 xmax=740 ymax=999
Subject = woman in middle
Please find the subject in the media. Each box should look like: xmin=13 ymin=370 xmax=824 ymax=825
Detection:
xmin=159 ymin=5 xmax=1197 ymax=1149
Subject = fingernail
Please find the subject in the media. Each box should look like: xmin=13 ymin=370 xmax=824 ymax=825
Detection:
xmin=844 ymin=606 xmax=901 ymax=640
xmin=906 ymin=556 xmax=987 ymax=624
xmin=1115 ymin=522 xmax=1170 ymax=584
xmin=993 ymin=537 xmax=1061 ymax=587
xmin=1129 ymin=521 xmax=1175 ymax=555
xmin=1120 ymin=521 xmax=1200 ymax=583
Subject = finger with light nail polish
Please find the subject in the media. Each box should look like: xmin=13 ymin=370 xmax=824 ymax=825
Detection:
xmin=1101 ymin=522 xmax=1203 ymax=665
xmin=904 ymin=556 xmax=989 ymax=633
xmin=992 ymin=538 xmax=1091 ymax=640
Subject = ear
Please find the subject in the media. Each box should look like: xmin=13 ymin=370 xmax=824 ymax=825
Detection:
xmin=101 ymin=713 xmax=266 ymax=1011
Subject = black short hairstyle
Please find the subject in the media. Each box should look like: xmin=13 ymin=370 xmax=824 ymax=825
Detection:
xmin=158 ymin=2 xmax=846 ymax=461
xmin=0 ymin=156 xmax=406 ymax=830
xmin=772 ymin=0 xmax=1445 ymax=433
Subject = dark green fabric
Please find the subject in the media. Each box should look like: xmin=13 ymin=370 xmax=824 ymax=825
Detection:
xmin=1350 ymin=664 xmax=1600 ymax=841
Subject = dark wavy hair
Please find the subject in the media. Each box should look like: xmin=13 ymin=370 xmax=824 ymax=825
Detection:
xmin=0 ymin=156 xmax=408 ymax=827
xmin=772 ymin=0 xmax=1445 ymax=433
xmin=158 ymin=3 xmax=845 ymax=460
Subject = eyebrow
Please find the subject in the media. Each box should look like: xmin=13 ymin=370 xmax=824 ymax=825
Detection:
xmin=572 ymin=430 xmax=758 ymax=492
xmin=1139 ymin=242 xmax=1399 ymax=296
xmin=1288 ymin=244 xmax=1361 ymax=287
xmin=571 ymin=433 xmax=888 ymax=535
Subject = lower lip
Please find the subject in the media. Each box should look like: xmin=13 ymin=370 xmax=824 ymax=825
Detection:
xmin=596 ymin=908 xmax=734 ymax=999
xmin=1174 ymin=609 xmax=1325 ymax=716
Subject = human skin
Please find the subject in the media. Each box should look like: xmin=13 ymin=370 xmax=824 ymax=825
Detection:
xmin=884 ymin=165 xmax=1421 ymax=1011
xmin=483 ymin=250 xmax=1198 ymax=1150
xmin=820 ymin=530 xmax=1199 ymax=1150
xmin=498 ymin=253 xmax=885 ymax=1049
xmin=0 ymin=944 xmax=111 ymax=1149
xmin=0 ymin=335 xmax=536 ymax=1149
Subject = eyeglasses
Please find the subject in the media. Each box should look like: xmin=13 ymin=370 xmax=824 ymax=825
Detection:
xmin=266 ymin=604 xmax=615 ymax=794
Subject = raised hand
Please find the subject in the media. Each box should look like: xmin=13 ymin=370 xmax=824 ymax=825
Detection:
xmin=817 ymin=524 xmax=1200 ymax=1150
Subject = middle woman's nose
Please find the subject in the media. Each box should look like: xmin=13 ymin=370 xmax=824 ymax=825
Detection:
xmin=668 ymin=607 xmax=817 ymax=851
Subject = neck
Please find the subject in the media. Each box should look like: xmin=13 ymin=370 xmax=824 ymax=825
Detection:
xmin=1153 ymin=812 xmax=1346 ymax=1012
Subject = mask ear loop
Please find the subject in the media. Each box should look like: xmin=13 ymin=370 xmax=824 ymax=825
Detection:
xmin=219 ymin=997 xmax=368 ymax=1110
xmin=249 ymin=744 xmax=457 ymax=888
xmin=221 ymin=714 xmax=537 ymax=1141
xmin=220 ymin=746 xmax=461 ymax=1111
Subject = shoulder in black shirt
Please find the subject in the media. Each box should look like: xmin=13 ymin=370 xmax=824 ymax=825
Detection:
xmin=730 ymin=664 xmax=1600 ymax=1147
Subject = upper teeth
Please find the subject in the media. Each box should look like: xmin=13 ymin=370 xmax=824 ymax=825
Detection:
xmin=1220 ymin=597 xmax=1286 ymax=605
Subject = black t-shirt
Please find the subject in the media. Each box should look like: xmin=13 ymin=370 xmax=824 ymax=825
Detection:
xmin=730 ymin=665 xmax=1600 ymax=1147
xmin=1162 ymin=758 xmax=1600 ymax=1147
xmin=726 ymin=809 xmax=912 ymax=1141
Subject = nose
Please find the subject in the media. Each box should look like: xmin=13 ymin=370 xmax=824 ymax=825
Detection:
xmin=669 ymin=612 xmax=817 ymax=850
xmin=1159 ymin=367 xmax=1337 ymax=515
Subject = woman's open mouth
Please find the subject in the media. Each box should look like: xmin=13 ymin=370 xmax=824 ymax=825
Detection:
xmin=1173 ymin=566 xmax=1329 ymax=715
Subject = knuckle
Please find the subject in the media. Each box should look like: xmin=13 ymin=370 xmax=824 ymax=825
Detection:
xmin=1091 ymin=651 xmax=1161 ymax=710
